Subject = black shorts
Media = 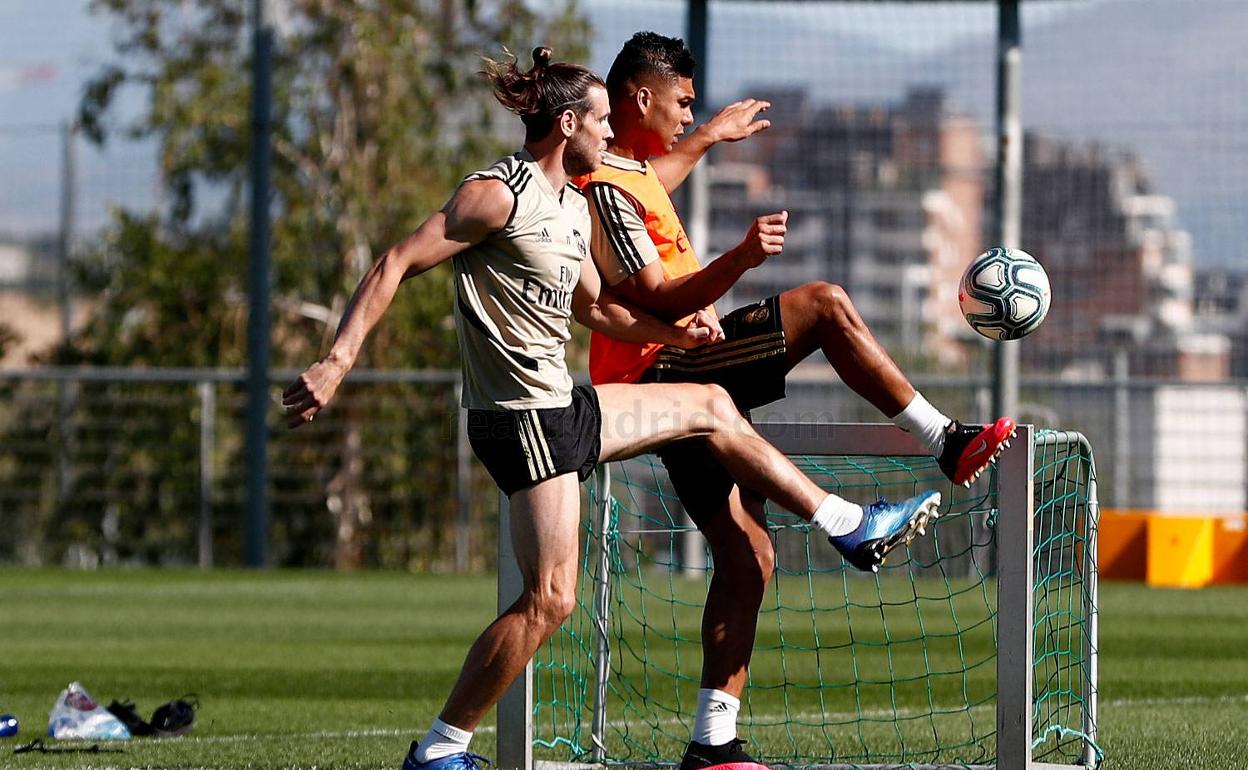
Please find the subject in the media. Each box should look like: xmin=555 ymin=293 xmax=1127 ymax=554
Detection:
xmin=467 ymin=385 xmax=603 ymax=497
xmin=640 ymin=295 xmax=788 ymax=527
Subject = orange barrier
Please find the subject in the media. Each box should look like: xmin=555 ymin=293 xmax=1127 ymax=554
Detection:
xmin=1147 ymin=516 xmax=1215 ymax=588
xmin=1213 ymin=517 xmax=1248 ymax=584
xmin=1098 ymin=509 xmax=1247 ymax=587
xmin=1097 ymin=509 xmax=1148 ymax=581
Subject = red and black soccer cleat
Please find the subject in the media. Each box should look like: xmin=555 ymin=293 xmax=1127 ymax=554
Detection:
xmin=938 ymin=417 xmax=1017 ymax=487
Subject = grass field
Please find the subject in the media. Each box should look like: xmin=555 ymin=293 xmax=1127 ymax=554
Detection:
xmin=1 ymin=568 xmax=1245 ymax=769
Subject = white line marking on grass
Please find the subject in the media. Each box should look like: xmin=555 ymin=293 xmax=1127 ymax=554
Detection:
xmin=186 ymin=727 xmax=406 ymax=744
xmin=158 ymin=693 xmax=1248 ymax=750
xmin=182 ymin=724 xmax=498 ymax=745
xmin=1103 ymin=692 xmax=1248 ymax=709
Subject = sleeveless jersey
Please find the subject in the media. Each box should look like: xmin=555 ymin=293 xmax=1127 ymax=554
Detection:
xmin=574 ymin=152 xmax=711 ymax=384
xmin=453 ymin=150 xmax=590 ymax=410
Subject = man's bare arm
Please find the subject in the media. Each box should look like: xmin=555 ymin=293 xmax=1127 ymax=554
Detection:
xmin=613 ymin=212 xmax=787 ymax=321
xmin=282 ymin=179 xmax=510 ymax=426
xmin=651 ymin=99 xmax=771 ymax=193
xmin=572 ymin=249 xmax=722 ymax=348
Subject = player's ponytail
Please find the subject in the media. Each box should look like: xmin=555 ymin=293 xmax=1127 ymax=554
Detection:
xmin=483 ymin=47 xmax=605 ymax=141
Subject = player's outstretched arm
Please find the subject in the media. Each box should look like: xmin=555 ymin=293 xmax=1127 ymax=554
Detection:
xmin=651 ymin=98 xmax=770 ymax=193
xmin=572 ymin=249 xmax=722 ymax=349
xmin=613 ymin=211 xmax=787 ymax=321
xmin=282 ymin=179 xmax=510 ymax=427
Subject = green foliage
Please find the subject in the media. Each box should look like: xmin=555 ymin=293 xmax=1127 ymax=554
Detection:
xmin=71 ymin=211 xmax=249 ymax=366
xmin=77 ymin=0 xmax=592 ymax=370
xmin=24 ymin=0 xmax=595 ymax=567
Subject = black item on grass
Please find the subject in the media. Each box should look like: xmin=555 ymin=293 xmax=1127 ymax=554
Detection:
xmin=151 ymin=695 xmax=198 ymax=737
xmin=105 ymin=700 xmax=155 ymax=737
xmin=14 ymin=739 xmax=124 ymax=754
xmin=105 ymin=695 xmax=198 ymax=738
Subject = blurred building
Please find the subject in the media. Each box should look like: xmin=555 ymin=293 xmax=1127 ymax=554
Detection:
xmin=1193 ymin=270 xmax=1248 ymax=378
xmin=701 ymin=87 xmax=1234 ymax=382
xmin=707 ymin=86 xmax=984 ymax=367
xmin=0 ymin=240 xmax=57 ymax=290
xmin=1020 ymin=135 xmax=1230 ymax=381
xmin=0 ymin=238 xmax=76 ymax=366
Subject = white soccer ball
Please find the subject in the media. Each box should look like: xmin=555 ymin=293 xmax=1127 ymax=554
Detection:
xmin=958 ymin=247 xmax=1051 ymax=341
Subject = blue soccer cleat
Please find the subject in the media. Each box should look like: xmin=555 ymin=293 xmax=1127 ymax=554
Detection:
xmin=829 ymin=490 xmax=942 ymax=573
xmin=402 ymin=747 xmax=492 ymax=770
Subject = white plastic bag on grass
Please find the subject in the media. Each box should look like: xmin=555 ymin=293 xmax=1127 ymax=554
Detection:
xmin=47 ymin=682 xmax=131 ymax=740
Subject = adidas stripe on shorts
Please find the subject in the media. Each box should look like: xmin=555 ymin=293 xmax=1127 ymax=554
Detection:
xmin=467 ymin=384 xmax=603 ymax=496
xmin=640 ymin=294 xmax=788 ymax=410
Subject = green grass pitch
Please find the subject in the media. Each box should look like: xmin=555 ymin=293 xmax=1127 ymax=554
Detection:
xmin=0 ymin=568 xmax=1245 ymax=769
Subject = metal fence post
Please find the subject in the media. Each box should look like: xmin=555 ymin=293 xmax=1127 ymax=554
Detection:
xmin=198 ymin=380 xmax=216 ymax=568
xmin=1112 ymin=348 xmax=1130 ymax=508
xmin=456 ymin=376 xmax=471 ymax=572
xmin=51 ymin=123 xmax=80 ymax=524
xmin=55 ymin=378 xmax=77 ymax=515
xmin=245 ymin=0 xmax=274 ymax=568
xmin=993 ymin=0 xmax=1023 ymax=425
xmin=58 ymin=121 xmax=77 ymax=347
xmin=976 ymin=382 xmax=993 ymax=425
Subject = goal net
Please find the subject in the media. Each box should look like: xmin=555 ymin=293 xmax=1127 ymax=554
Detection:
xmin=499 ymin=424 xmax=1100 ymax=770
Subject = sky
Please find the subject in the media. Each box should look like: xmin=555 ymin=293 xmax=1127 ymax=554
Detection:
xmin=2 ymin=0 xmax=1245 ymax=270
xmin=581 ymin=0 xmax=1248 ymax=271
xmin=0 ymin=0 xmax=156 ymax=237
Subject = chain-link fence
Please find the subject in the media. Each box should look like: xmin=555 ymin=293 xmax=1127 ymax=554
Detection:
xmin=587 ymin=0 xmax=1248 ymax=379
xmin=3 ymin=1 xmax=1248 ymax=567
xmin=0 ymin=368 xmax=500 ymax=570
xmin=2 ymin=367 xmax=1243 ymax=567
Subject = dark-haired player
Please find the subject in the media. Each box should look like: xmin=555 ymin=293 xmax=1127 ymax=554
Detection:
xmin=575 ymin=31 xmax=1014 ymax=770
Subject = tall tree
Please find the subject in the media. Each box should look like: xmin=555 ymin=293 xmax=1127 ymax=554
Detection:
xmin=70 ymin=0 xmax=592 ymax=568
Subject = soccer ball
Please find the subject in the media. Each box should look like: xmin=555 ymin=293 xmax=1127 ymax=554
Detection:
xmin=958 ymin=247 xmax=1051 ymax=340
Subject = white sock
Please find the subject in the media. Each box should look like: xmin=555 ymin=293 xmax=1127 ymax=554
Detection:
xmin=811 ymin=494 xmax=863 ymax=538
xmin=692 ymin=688 xmax=740 ymax=745
xmin=415 ymin=718 xmax=473 ymax=762
xmin=891 ymin=392 xmax=952 ymax=457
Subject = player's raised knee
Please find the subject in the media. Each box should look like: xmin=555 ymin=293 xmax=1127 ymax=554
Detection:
xmin=701 ymin=383 xmax=740 ymax=425
xmin=808 ymin=281 xmax=850 ymax=315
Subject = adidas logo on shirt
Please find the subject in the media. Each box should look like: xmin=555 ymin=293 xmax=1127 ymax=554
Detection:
xmin=537 ymin=227 xmax=553 ymax=243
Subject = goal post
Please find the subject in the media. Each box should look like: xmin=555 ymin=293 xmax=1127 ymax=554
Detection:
xmin=497 ymin=423 xmax=1100 ymax=770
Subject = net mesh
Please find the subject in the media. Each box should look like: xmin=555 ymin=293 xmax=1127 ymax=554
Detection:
xmin=1031 ymin=432 xmax=1100 ymax=767
xmin=531 ymin=429 xmax=1100 ymax=768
